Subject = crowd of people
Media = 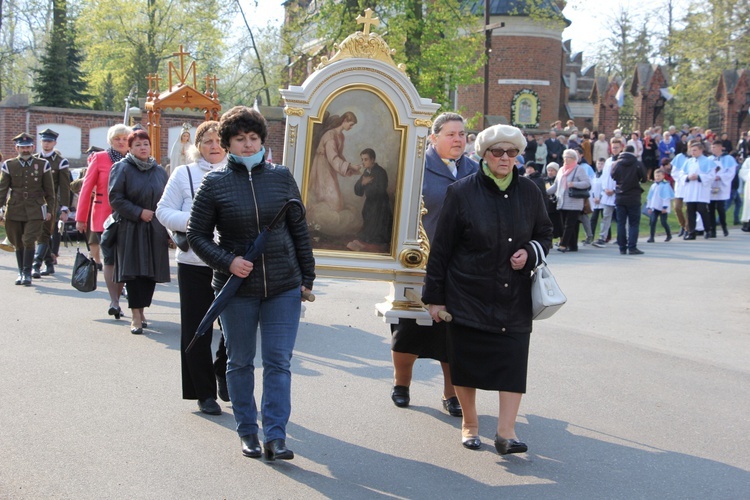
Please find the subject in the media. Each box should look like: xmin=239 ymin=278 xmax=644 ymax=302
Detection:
xmin=2 ymin=109 xmax=749 ymax=464
xmin=463 ymin=122 xmax=750 ymax=255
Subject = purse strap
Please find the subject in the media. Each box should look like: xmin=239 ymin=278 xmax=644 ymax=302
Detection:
xmin=529 ymin=240 xmax=547 ymax=270
xmin=186 ymin=165 xmax=195 ymax=199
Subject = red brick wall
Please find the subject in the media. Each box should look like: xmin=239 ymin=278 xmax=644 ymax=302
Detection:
xmin=457 ymin=34 xmax=562 ymax=131
xmin=633 ymin=68 xmax=667 ymax=133
xmin=0 ymin=102 xmax=288 ymax=166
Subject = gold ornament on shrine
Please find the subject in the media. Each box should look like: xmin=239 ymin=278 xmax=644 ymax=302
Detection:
xmin=144 ymin=45 xmax=222 ymax=164
xmin=316 ymin=8 xmax=406 ymax=74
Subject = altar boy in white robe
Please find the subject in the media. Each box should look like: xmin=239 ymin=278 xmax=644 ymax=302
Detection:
xmin=707 ymin=140 xmax=737 ymax=238
xmin=679 ymin=140 xmax=714 ymax=240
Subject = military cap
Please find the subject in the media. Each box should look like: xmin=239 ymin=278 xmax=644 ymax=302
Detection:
xmin=13 ymin=133 xmax=35 ymax=147
xmin=85 ymin=145 xmax=104 ymax=154
xmin=39 ymin=128 xmax=59 ymax=141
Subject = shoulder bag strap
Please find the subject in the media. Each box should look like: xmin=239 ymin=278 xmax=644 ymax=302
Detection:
xmin=186 ymin=166 xmax=195 ymax=199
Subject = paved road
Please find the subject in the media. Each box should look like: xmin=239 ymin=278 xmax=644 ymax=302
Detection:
xmin=0 ymin=232 xmax=748 ymax=499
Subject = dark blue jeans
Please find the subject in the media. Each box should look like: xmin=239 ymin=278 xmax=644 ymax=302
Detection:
xmin=649 ymin=209 xmax=671 ymax=238
xmin=219 ymin=287 xmax=301 ymax=441
xmin=616 ymin=203 xmax=641 ymax=251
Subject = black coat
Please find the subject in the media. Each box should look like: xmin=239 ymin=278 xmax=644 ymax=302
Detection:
xmin=187 ymin=158 xmax=315 ymax=297
xmin=611 ymin=152 xmax=647 ymax=206
xmin=108 ymin=157 xmax=170 ymax=283
xmin=423 ymin=167 xmax=553 ymax=334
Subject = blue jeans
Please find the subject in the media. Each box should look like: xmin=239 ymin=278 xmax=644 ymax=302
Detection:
xmin=616 ymin=203 xmax=641 ymax=251
xmin=219 ymin=287 xmax=301 ymax=441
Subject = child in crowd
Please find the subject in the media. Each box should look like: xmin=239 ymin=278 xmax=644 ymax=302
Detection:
xmin=646 ymin=168 xmax=675 ymax=242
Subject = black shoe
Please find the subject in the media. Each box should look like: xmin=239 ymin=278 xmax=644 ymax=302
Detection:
xmin=678 ymin=228 xmax=685 ymax=237
xmin=216 ymin=375 xmax=229 ymax=402
xmin=15 ymin=273 xmax=24 ymax=285
xmin=665 ymin=235 xmax=672 ymax=242
xmin=684 ymin=233 xmax=696 ymax=240
xmin=240 ymin=434 xmax=262 ymax=458
xmin=141 ymin=321 xmax=148 ymax=328
xmin=198 ymin=398 xmax=221 ymax=415
xmin=494 ymin=435 xmax=528 ymax=455
xmin=391 ymin=385 xmax=410 ymax=408
xmin=31 ymin=267 xmax=41 ymax=279
xmin=21 ymin=273 xmax=32 ymax=286
xmin=108 ymin=306 xmax=122 ymax=320
xmin=264 ymin=439 xmax=294 ymax=461
xmin=442 ymin=396 xmax=462 ymax=417
xmin=462 ymin=436 xmax=482 ymax=450
xmin=743 ymin=223 xmax=750 ymax=232
xmin=629 ymin=248 xmax=644 ymax=255
xmin=130 ymin=326 xmax=143 ymax=335
xmin=723 ymin=229 xmax=729 ymax=237
xmin=40 ymin=265 xmax=54 ymax=276
xmin=646 ymin=238 xmax=654 ymax=243
xmin=619 ymin=250 xmax=627 ymax=255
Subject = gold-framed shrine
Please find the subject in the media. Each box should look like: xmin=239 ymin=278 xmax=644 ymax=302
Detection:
xmin=144 ymin=45 xmax=221 ymax=164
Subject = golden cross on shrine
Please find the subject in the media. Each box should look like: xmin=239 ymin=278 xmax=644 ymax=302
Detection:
xmin=356 ymin=8 xmax=379 ymax=35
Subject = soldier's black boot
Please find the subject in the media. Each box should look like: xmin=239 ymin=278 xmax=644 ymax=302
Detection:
xmin=15 ymin=250 xmax=24 ymax=285
xmin=22 ymin=248 xmax=35 ymax=286
xmin=32 ymin=243 xmax=47 ymax=278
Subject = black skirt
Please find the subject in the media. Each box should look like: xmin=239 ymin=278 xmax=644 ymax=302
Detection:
xmin=446 ymin=322 xmax=530 ymax=393
xmin=390 ymin=318 xmax=448 ymax=363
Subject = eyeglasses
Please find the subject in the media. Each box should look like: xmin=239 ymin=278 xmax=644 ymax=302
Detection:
xmin=488 ymin=148 xmax=520 ymax=158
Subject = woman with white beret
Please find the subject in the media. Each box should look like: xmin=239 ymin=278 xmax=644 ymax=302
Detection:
xmin=422 ymin=124 xmax=553 ymax=456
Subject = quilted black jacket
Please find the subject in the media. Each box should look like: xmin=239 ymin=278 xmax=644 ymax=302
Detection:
xmin=187 ymin=157 xmax=315 ymax=297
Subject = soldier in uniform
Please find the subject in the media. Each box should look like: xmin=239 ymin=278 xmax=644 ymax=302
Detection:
xmin=32 ymin=128 xmax=71 ymax=277
xmin=0 ymin=133 xmax=55 ymax=285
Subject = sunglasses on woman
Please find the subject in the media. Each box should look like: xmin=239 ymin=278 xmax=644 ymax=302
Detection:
xmin=488 ymin=148 xmax=520 ymax=158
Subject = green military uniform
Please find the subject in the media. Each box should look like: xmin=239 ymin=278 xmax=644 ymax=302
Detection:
xmin=32 ymin=128 xmax=71 ymax=276
xmin=0 ymin=133 xmax=55 ymax=285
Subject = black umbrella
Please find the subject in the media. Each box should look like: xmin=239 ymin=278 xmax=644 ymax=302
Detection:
xmin=186 ymin=199 xmax=306 ymax=352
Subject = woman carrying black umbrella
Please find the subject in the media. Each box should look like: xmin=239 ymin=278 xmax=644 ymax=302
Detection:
xmin=187 ymin=106 xmax=315 ymax=460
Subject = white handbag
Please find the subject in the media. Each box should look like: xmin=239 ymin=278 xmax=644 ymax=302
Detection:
xmin=529 ymin=240 xmax=567 ymax=320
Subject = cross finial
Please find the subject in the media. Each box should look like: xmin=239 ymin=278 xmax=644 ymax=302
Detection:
xmin=356 ymin=8 xmax=379 ymax=35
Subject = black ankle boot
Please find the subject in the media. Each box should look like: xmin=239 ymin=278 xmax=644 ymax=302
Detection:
xmin=264 ymin=439 xmax=294 ymax=461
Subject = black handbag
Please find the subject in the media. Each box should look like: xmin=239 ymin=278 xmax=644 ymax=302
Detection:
xmin=168 ymin=166 xmax=194 ymax=252
xmin=169 ymin=230 xmax=189 ymax=252
xmin=71 ymin=247 xmax=97 ymax=292
xmin=100 ymin=214 xmax=119 ymax=249
xmin=567 ymin=165 xmax=590 ymax=198
xmin=568 ymin=187 xmax=590 ymax=199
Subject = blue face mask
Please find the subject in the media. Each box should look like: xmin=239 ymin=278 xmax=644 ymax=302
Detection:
xmin=229 ymin=146 xmax=265 ymax=171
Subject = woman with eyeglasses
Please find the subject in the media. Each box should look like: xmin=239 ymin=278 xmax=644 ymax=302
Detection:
xmin=422 ymin=124 xmax=553 ymax=457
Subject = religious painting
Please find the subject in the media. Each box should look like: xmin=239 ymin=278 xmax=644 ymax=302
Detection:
xmin=303 ymin=86 xmax=404 ymax=255
xmin=511 ymin=89 xmax=541 ymax=129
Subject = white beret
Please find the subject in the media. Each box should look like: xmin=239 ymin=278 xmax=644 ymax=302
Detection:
xmin=475 ymin=124 xmax=527 ymax=158
xmin=546 ymin=162 xmax=560 ymax=171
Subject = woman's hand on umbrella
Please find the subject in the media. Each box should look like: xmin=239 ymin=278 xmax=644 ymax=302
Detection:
xmin=230 ymin=256 xmax=254 ymax=278
xmin=510 ymin=248 xmax=528 ymax=271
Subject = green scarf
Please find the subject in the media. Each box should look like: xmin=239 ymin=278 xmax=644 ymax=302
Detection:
xmin=482 ymin=163 xmax=513 ymax=191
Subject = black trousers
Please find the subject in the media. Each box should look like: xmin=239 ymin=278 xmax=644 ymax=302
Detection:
xmin=560 ymin=209 xmax=581 ymax=250
xmin=178 ymin=263 xmax=227 ymax=401
xmin=707 ymin=200 xmax=727 ymax=235
xmin=686 ymin=202 xmax=709 ymax=234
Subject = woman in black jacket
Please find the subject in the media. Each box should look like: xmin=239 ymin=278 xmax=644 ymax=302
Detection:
xmin=423 ymin=124 xmax=552 ymax=456
xmin=108 ymin=129 xmax=170 ymax=335
xmin=188 ymin=106 xmax=315 ymax=461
